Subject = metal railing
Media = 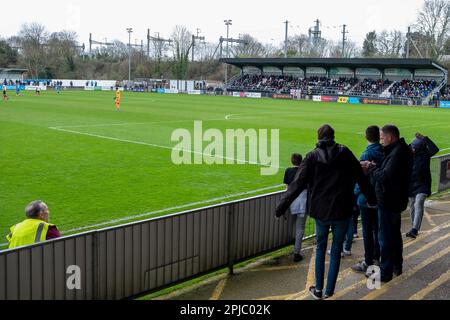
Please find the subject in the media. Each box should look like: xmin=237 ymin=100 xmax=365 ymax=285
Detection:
xmin=1 ymin=154 xmax=448 ymax=300
xmin=432 ymin=153 xmax=450 ymax=194
xmin=0 ymin=191 xmax=315 ymax=300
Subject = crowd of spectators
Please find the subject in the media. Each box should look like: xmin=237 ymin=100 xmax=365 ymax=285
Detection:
xmin=351 ymin=79 xmax=392 ymax=95
xmin=228 ymin=75 xmax=357 ymax=93
xmin=3 ymin=79 xmax=23 ymax=86
xmin=433 ymin=85 xmax=450 ymax=101
xmin=389 ymin=80 xmax=437 ymax=98
xmin=228 ymin=75 xmax=441 ymax=99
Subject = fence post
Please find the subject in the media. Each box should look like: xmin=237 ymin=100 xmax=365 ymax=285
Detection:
xmin=227 ymin=203 xmax=236 ymax=275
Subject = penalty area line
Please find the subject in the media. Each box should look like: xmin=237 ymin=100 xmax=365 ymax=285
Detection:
xmin=49 ymin=127 xmax=284 ymax=169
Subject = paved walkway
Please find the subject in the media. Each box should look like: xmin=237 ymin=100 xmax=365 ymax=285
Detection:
xmin=156 ymin=195 xmax=450 ymax=300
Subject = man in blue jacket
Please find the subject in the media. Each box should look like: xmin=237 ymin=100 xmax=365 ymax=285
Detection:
xmin=407 ymin=133 xmax=439 ymax=239
xmin=352 ymin=126 xmax=384 ymax=274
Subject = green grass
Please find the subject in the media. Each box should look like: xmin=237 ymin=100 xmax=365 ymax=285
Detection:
xmin=1 ymin=90 xmax=449 ymax=245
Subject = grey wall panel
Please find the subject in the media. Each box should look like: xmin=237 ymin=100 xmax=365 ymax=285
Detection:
xmin=164 ymin=218 xmax=173 ymax=284
xmin=75 ymin=237 xmax=86 ymax=300
xmin=6 ymin=252 xmax=19 ymax=300
xmin=115 ymin=229 xmax=125 ymax=299
xmin=219 ymin=207 xmax=228 ymax=266
xmin=206 ymin=209 xmax=213 ymax=270
xmin=106 ymin=230 xmax=116 ymax=300
xmin=85 ymin=235 xmax=94 ymax=300
xmin=124 ymin=226 xmax=133 ymax=298
xmin=140 ymin=223 xmax=150 ymax=290
xmin=54 ymin=241 xmax=65 ymax=300
xmin=171 ymin=217 xmax=180 ymax=283
xmin=64 ymin=239 xmax=76 ymax=300
xmin=179 ymin=215 xmax=187 ymax=279
xmin=193 ymin=213 xmax=200 ymax=275
xmin=97 ymin=232 xmax=107 ymax=300
xmin=19 ymin=250 xmax=31 ymax=300
xmin=212 ymin=207 xmax=221 ymax=268
xmin=132 ymin=225 xmax=142 ymax=295
xmin=31 ymin=246 xmax=44 ymax=300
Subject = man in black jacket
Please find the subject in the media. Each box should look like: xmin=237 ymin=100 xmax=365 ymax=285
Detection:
xmin=364 ymin=125 xmax=413 ymax=283
xmin=406 ymin=133 xmax=439 ymax=239
xmin=276 ymin=125 xmax=377 ymax=299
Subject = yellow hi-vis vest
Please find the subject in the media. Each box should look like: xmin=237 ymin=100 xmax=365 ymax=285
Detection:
xmin=6 ymin=219 xmax=55 ymax=249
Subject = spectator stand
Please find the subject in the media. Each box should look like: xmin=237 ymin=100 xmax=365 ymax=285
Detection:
xmin=221 ymin=58 xmax=448 ymax=106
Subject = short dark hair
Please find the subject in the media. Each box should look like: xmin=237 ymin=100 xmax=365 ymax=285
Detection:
xmin=291 ymin=153 xmax=303 ymax=166
xmin=318 ymin=124 xmax=335 ymax=141
xmin=382 ymin=125 xmax=400 ymax=139
xmin=366 ymin=126 xmax=380 ymax=143
xmin=25 ymin=201 xmax=46 ymax=219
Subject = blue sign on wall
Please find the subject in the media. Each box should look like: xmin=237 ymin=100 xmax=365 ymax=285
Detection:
xmin=440 ymin=101 xmax=450 ymax=108
xmin=348 ymin=97 xmax=360 ymax=104
xmin=5 ymin=85 xmax=25 ymax=90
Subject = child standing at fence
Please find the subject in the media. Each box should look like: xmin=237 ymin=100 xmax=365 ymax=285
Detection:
xmin=283 ymin=153 xmax=308 ymax=262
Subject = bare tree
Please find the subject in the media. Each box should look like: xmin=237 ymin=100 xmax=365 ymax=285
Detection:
xmin=47 ymin=31 xmax=79 ymax=75
xmin=231 ymin=34 xmax=266 ymax=58
xmin=376 ymin=30 xmax=405 ymax=57
xmin=416 ymin=0 xmax=450 ymax=57
xmin=171 ymin=25 xmax=193 ymax=79
xmin=328 ymin=40 xmax=359 ymax=58
xmin=200 ymin=42 xmax=220 ymax=61
xmin=19 ymin=22 xmax=49 ymax=78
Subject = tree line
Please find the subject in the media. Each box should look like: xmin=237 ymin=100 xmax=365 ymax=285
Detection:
xmin=0 ymin=0 xmax=449 ymax=81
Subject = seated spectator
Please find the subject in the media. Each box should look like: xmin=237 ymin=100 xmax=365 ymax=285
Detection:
xmin=6 ymin=201 xmax=61 ymax=249
xmin=389 ymin=79 xmax=437 ymax=98
xmin=351 ymin=79 xmax=392 ymax=95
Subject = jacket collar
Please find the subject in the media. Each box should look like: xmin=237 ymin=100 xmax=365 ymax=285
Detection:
xmin=384 ymin=138 xmax=405 ymax=155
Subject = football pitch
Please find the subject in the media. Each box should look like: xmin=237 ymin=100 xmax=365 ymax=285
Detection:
xmin=1 ymin=90 xmax=449 ymax=246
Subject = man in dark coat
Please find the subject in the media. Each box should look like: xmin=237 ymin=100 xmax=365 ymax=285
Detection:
xmin=276 ymin=124 xmax=377 ymax=299
xmin=406 ymin=133 xmax=439 ymax=239
xmin=365 ymin=125 xmax=413 ymax=283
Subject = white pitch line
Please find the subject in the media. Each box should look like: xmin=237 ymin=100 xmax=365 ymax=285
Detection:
xmin=0 ymin=184 xmax=285 ymax=246
xmin=49 ymin=127 xmax=283 ymax=169
xmin=50 ymin=118 xmax=229 ymax=130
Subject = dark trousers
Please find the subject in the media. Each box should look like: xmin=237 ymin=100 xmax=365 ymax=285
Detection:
xmin=315 ymin=218 xmax=349 ymax=296
xmin=378 ymin=208 xmax=403 ymax=280
xmin=360 ymin=206 xmax=380 ymax=265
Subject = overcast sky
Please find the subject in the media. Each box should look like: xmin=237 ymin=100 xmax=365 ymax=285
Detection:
xmin=1 ymin=0 xmax=425 ymax=48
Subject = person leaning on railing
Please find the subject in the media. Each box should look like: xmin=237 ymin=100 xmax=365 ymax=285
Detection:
xmin=6 ymin=201 xmax=61 ymax=249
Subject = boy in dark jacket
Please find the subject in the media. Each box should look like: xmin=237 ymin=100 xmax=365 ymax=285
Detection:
xmin=352 ymin=126 xmax=384 ymax=274
xmin=276 ymin=125 xmax=376 ymax=299
xmin=406 ymin=133 xmax=439 ymax=239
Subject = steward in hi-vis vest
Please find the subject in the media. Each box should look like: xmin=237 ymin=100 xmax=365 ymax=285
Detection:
xmin=6 ymin=201 xmax=61 ymax=250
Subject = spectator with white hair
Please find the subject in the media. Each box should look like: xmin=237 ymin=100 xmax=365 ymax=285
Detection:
xmin=6 ymin=201 xmax=61 ymax=249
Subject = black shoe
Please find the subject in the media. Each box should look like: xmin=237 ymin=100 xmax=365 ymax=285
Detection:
xmin=393 ymin=268 xmax=403 ymax=277
xmin=380 ymin=276 xmax=392 ymax=283
xmin=406 ymin=230 xmax=417 ymax=239
xmin=309 ymin=286 xmax=323 ymax=300
xmin=293 ymin=254 xmax=304 ymax=263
